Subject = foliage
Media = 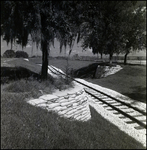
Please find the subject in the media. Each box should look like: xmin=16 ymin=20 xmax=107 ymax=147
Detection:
xmin=1 ymin=1 xmax=146 ymax=77
xmin=123 ymin=3 xmax=146 ymax=49
xmin=119 ymin=1 xmax=146 ymax=64
xmin=3 ymin=49 xmax=16 ymax=58
xmin=80 ymin=1 xmax=124 ymax=56
xmin=1 ymin=1 xmax=29 ymax=48
xmin=1 ymin=1 xmax=81 ymax=79
xmin=15 ymin=51 xmax=29 ymax=58
xmin=80 ymin=1 xmax=146 ymax=63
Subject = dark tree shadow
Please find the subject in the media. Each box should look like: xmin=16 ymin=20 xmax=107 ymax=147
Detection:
xmin=123 ymin=86 xmax=146 ymax=103
xmin=1 ymin=67 xmax=41 ymax=84
xmin=73 ymin=62 xmax=111 ymax=78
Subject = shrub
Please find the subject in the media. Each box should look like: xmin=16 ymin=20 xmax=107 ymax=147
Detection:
xmin=3 ymin=49 xmax=16 ymax=58
xmin=16 ymin=51 xmax=29 ymax=58
xmin=31 ymin=55 xmax=36 ymax=58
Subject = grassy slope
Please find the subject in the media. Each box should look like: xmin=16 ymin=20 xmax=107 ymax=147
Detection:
xmin=86 ymin=65 xmax=146 ymax=103
xmin=1 ymin=58 xmax=146 ymax=149
xmin=1 ymin=88 xmax=145 ymax=149
xmin=2 ymin=58 xmax=42 ymax=74
xmin=5 ymin=58 xmax=145 ymax=103
xmin=31 ymin=58 xmax=145 ymax=103
xmin=29 ymin=57 xmax=95 ymax=72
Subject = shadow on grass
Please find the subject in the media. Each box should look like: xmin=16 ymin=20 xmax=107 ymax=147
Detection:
xmin=73 ymin=62 xmax=113 ymax=78
xmin=117 ymin=62 xmax=146 ymax=66
xmin=131 ymin=86 xmax=146 ymax=92
xmin=1 ymin=66 xmax=41 ymax=84
xmin=123 ymin=93 xmax=146 ymax=103
xmin=1 ymin=92 xmax=145 ymax=149
xmin=123 ymin=86 xmax=146 ymax=103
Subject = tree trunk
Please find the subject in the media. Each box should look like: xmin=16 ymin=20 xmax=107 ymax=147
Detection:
xmin=100 ymin=53 xmax=103 ymax=59
xmin=40 ymin=12 xmax=49 ymax=80
xmin=41 ymin=39 xmax=48 ymax=80
xmin=11 ymin=39 xmax=13 ymax=50
xmin=109 ymin=54 xmax=113 ymax=64
xmin=124 ymin=42 xmax=131 ymax=65
xmin=107 ymin=42 xmax=113 ymax=64
xmin=124 ymin=52 xmax=129 ymax=65
xmin=31 ymin=41 xmax=33 ymax=57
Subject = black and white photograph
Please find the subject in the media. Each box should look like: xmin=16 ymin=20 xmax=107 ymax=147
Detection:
xmin=1 ymin=1 xmax=146 ymax=149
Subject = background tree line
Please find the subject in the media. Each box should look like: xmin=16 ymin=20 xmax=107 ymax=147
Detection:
xmin=1 ymin=1 xmax=146 ymax=79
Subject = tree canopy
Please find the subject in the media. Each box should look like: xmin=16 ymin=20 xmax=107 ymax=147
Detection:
xmin=80 ymin=1 xmax=146 ymax=63
xmin=1 ymin=1 xmax=146 ymax=79
xmin=1 ymin=1 xmax=82 ymax=79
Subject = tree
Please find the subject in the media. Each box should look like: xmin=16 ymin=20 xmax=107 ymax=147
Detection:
xmin=1 ymin=1 xmax=17 ymax=49
xmin=1 ymin=1 xmax=81 ymax=80
xmin=79 ymin=1 xmax=104 ymax=59
xmin=80 ymin=1 xmax=146 ymax=64
xmin=120 ymin=1 xmax=146 ymax=65
xmin=15 ymin=51 xmax=29 ymax=58
xmin=3 ymin=49 xmax=16 ymax=58
xmin=80 ymin=1 xmax=125 ymax=63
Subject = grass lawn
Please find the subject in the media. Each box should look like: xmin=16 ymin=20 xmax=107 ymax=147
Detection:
xmin=2 ymin=57 xmax=146 ymax=103
xmin=1 ymin=81 xmax=145 ymax=149
xmin=29 ymin=57 xmax=146 ymax=104
xmin=29 ymin=57 xmax=96 ymax=73
xmin=1 ymin=58 xmax=42 ymax=74
xmin=86 ymin=64 xmax=146 ymax=103
xmin=1 ymin=57 xmax=146 ymax=149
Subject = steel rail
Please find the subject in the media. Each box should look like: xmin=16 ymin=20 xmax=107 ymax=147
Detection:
xmin=86 ymin=90 xmax=146 ymax=129
xmin=49 ymin=65 xmax=146 ymax=116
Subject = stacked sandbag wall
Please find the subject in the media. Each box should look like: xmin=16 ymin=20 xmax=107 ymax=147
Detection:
xmin=27 ymin=88 xmax=91 ymax=122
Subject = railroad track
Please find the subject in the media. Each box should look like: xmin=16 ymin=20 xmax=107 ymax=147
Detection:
xmin=49 ymin=65 xmax=146 ymax=131
xmin=85 ymin=88 xmax=146 ymax=130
